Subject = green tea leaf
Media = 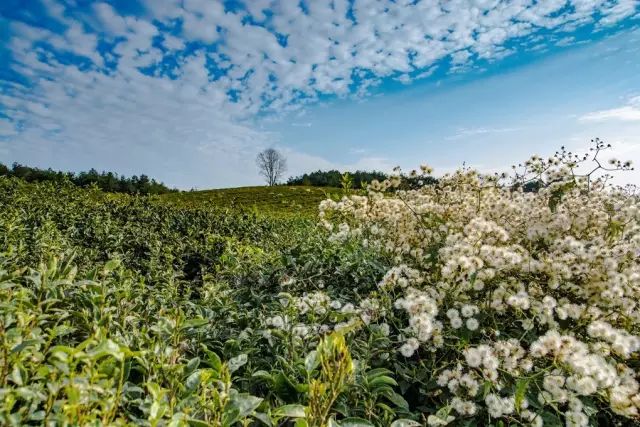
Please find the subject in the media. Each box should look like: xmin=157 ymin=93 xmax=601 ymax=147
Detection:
xmin=274 ymin=404 xmax=306 ymax=418
xmin=228 ymin=353 xmax=248 ymax=373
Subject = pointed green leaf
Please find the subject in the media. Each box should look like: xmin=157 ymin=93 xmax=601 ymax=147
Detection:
xmin=339 ymin=417 xmax=375 ymax=427
xmin=274 ymin=404 xmax=306 ymax=418
xmin=228 ymin=353 xmax=248 ymax=373
xmin=231 ymin=393 xmax=263 ymax=417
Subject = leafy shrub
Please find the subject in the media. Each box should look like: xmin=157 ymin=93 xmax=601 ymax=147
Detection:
xmin=0 ymin=178 xmax=401 ymax=426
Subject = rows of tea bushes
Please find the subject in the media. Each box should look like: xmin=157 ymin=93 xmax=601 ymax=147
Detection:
xmin=1 ymin=140 xmax=640 ymax=426
xmin=0 ymin=178 xmax=403 ymax=426
xmin=161 ymin=185 xmax=350 ymax=218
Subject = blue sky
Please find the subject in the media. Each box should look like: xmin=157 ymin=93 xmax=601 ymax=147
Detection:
xmin=1 ymin=0 xmax=639 ymax=188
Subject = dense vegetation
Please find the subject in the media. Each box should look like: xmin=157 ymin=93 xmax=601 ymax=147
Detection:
xmin=0 ymin=162 xmax=175 ymax=195
xmin=0 ymin=178 xmax=396 ymax=426
xmin=287 ymin=170 xmax=388 ymax=189
xmin=1 ymin=141 xmax=639 ymax=426
xmin=286 ymin=169 xmax=439 ymax=192
xmin=162 ymin=186 xmax=350 ymax=218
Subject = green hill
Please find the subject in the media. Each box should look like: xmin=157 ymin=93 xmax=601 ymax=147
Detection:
xmin=161 ymin=185 xmax=350 ymax=217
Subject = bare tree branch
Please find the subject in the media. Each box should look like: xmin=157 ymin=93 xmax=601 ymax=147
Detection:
xmin=256 ymin=148 xmax=287 ymax=186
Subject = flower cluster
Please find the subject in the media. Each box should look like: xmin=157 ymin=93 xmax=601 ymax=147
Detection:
xmin=319 ymin=145 xmax=640 ymax=424
xmin=262 ymin=291 xmax=386 ymax=344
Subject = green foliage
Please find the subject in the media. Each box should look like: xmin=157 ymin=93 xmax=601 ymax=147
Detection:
xmin=0 ymin=253 xmax=265 ymax=426
xmin=287 ymin=170 xmax=388 ymax=189
xmin=340 ymin=173 xmax=353 ymax=193
xmin=286 ymin=169 xmax=439 ymax=192
xmin=307 ymin=333 xmax=354 ymax=426
xmin=162 ymin=186 xmax=351 ymax=218
xmin=0 ymin=178 xmax=408 ymax=426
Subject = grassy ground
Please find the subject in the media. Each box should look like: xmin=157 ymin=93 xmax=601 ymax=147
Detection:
xmin=161 ymin=185 xmax=351 ymax=217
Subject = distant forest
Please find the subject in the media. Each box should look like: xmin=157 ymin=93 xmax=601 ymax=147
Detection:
xmin=287 ymin=169 xmax=441 ymax=190
xmin=287 ymin=170 xmax=389 ymax=188
xmin=0 ymin=163 xmax=176 ymax=195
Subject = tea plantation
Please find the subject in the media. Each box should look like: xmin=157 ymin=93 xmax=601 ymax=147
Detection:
xmin=1 ymin=165 xmax=639 ymax=427
xmin=0 ymin=178 xmax=395 ymax=426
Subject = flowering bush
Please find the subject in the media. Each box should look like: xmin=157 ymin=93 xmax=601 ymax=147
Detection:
xmin=318 ymin=140 xmax=640 ymax=426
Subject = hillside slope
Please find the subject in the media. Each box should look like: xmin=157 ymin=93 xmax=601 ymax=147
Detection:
xmin=161 ymin=185 xmax=349 ymax=217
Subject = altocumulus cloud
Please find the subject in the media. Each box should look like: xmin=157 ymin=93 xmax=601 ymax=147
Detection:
xmin=0 ymin=0 xmax=638 ymax=187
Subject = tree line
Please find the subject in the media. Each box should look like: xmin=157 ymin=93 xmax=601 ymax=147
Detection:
xmin=0 ymin=162 xmax=176 ymax=195
xmin=287 ymin=169 xmax=389 ymax=188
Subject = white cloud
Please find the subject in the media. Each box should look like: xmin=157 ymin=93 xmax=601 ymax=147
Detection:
xmin=0 ymin=120 xmax=18 ymax=138
xmin=162 ymin=34 xmax=186 ymax=51
xmin=2 ymin=29 xmax=270 ymax=188
xmin=580 ymin=97 xmax=640 ymax=122
xmin=598 ymin=0 xmax=639 ymax=26
xmin=446 ymin=127 xmax=523 ymax=140
xmin=77 ymin=0 xmax=640 ymax=113
xmin=94 ymin=2 xmax=128 ymax=34
xmin=168 ymin=0 xmax=227 ymax=43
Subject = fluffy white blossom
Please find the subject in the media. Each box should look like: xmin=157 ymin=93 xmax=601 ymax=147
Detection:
xmin=400 ymin=337 xmax=420 ymax=357
xmin=427 ymin=414 xmax=455 ymax=426
xmin=461 ymin=304 xmax=478 ymax=318
xmin=295 ymin=291 xmax=330 ymax=315
xmin=319 ymin=146 xmax=640 ymax=424
xmin=465 ymin=318 xmax=479 ymax=331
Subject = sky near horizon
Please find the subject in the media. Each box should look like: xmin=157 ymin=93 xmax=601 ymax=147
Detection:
xmin=1 ymin=1 xmax=639 ymax=189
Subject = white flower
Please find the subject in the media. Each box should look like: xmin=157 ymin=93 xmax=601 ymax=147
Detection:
xmin=427 ymin=415 xmax=455 ymax=426
xmin=464 ymin=348 xmax=482 ymax=368
xmin=292 ymin=324 xmax=310 ymax=338
xmin=341 ymin=303 xmax=356 ymax=314
xmin=450 ymin=317 xmax=463 ymax=329
xmin=446 ymin=309 xmax=459 ymax=319
xmin=266 ymin=315 xmax=285 ymax=329
xmin=466 ymin=318 xmax=479 ymax=331
xmin=461 ymin=304 xmax=478 ymax=318
xmin=400 ymin=340 xmax=418 ymax=357
xmin=379 ymin=323 xmax=390 ymax=336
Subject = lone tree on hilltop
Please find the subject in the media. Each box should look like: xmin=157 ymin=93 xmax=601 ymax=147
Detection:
xmin=256 ymin=148 xmax=287 ymax=186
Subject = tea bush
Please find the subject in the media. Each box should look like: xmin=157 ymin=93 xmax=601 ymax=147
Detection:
xmin=0 ymin=178 xmax=399 ymax=426
xmin=1 ymin=141 xmax=639 ymax=426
